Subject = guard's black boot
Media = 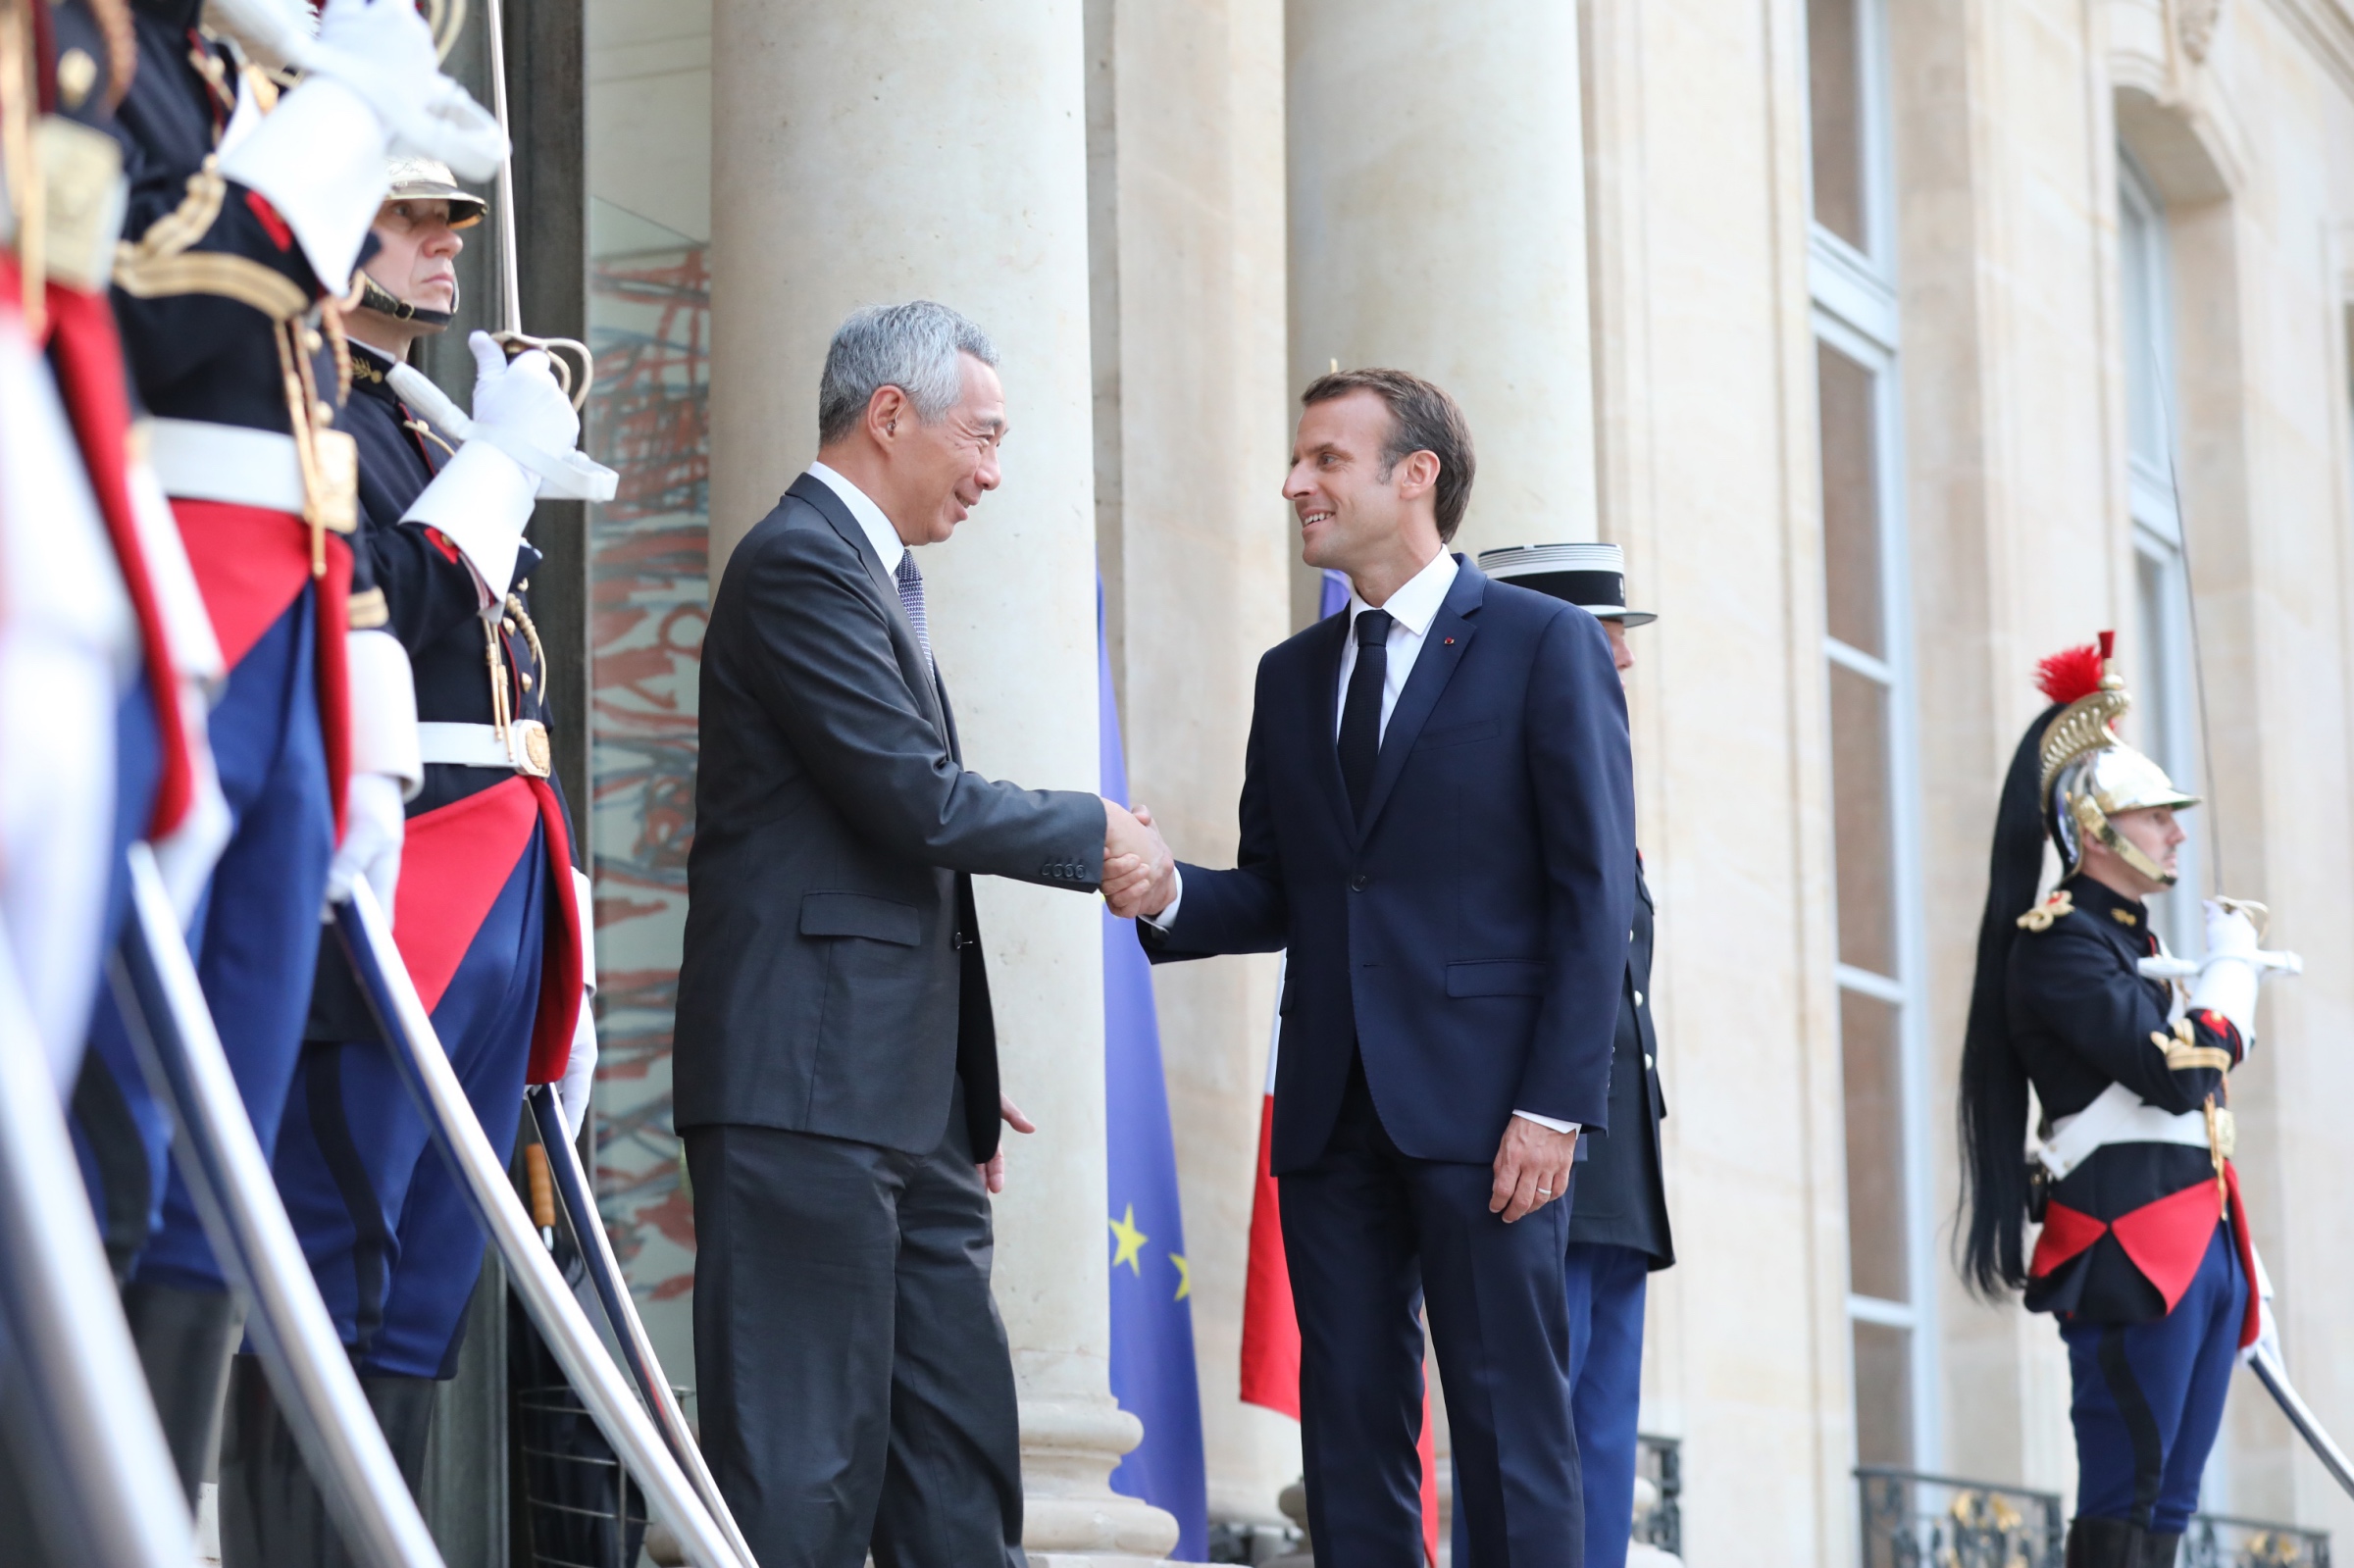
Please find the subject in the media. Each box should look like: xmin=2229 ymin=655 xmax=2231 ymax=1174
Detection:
xmin=2142 ymin=1531 xmax=2184 ymax=1568
xmin=2068 ymin=1516 xmax=2144 ymax=1568
xmin=122 ymin=1279 xmax=239 ymax=1505
xmin=360 ymin=1375 xmax=438 ymax=1500
xmin=219 ymin=1354 xmax=326 ymax=1568
xmin=221 ymin=1359 xmax=442 ymax=1568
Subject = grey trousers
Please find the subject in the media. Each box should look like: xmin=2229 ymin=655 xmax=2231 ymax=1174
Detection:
xmin=686 ymin=1087 xmax=1026 ymax=1568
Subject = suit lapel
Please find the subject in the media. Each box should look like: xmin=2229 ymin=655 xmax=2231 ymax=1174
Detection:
xmin=1356 ymin=563 xmax=1486 ymax=837
xmin=788 ymin=472 xmax=950 ymax=745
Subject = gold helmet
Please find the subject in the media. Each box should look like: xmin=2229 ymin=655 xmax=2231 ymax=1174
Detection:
xmin=2037 ymin=631 xmax=2198 ymax=885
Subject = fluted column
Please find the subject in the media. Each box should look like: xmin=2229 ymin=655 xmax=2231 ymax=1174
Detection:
xmin=708 ymin=3 xmax=1175 ymax=1559
xmin=1286 ymin=0 xmax=1600 ymax=555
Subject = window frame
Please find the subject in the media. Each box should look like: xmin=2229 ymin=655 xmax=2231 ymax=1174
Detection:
xmin=1805 ymin=0 xmax=1940 ymax=1475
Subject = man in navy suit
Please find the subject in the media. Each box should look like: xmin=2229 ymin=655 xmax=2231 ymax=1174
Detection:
xmin=1126 ymin=370 xmax=1637 ymax=1566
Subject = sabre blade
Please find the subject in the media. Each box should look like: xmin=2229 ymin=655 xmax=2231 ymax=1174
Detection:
xmin=113 ymin=846 xmax=444 ymax=1568
xmin=0 ymin=932 xmax=192 ymax=1568
xmin=527 ymin=1086 xmax=757 ymax=1568
xmin=2251 ymin=1345 xmax=2354 ymax=1500
xmin=331 ymin=885 xmax=750 ymax=1568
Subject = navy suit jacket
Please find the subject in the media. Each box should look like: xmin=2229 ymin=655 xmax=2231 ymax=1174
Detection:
xmin=1142 ymin=559 xmax=1637 ymax=1174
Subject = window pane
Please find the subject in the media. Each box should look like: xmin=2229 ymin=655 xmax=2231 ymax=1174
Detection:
xmin=1841 ymin=988 xmax=1910 ymax=1301
xmin=1817 ymin=341 xmax=1883 ymax=657
xmin=1852 ymin=1321 xmax=1915 ymax=1467
xmin=1828 ymin=663 xmax=1897 ymax=977
xmin=1808 ymin=0 xmax=1867 ymax=248
xmin=2120 ymin=173 xmax=2167 ymax=469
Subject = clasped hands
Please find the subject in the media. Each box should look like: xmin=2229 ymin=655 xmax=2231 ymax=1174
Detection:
xmin=1100 ymin=800 xmax=1177 ymax=921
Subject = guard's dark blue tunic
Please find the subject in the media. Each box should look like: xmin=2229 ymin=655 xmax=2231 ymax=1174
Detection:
xmin=277 ymin=339 xmax=580 ymax=1378
xmin=2011 ymin=876 xmax=2253 ymax=1536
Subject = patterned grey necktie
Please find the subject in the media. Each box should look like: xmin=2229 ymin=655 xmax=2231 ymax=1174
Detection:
xmin=894 ymin=551 xmax=935 ymax=671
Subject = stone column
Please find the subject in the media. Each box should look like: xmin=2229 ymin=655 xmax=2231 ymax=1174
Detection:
xmin=708 ymin=4 xmax=1175 ymax=1560
xmin=1285 ymin=0 xmax=1600 ymax=557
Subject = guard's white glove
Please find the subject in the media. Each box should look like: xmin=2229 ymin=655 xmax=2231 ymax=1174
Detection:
xmin=2240 ymin=1247 xmax=2281 ymax=1367
xmin=215 ymin=0 xmax=502 ymax=292
xmin=2242 ymin=1295 xmax=2283 ymax=1369
xmin=402 ymin=335 xmax=577 ymax=600
xmin=301 ymin=0 xmax=507 ymax=178
xmin=326 ymin=772 xmax=405 ymax=922
xmin=557 ymin=1003 xmax=596 ymax=1138
xmin=2190 ymin=899 xmax=2262 ymax=1044
xmin=472 ymin=336 xmax=581 ymax=453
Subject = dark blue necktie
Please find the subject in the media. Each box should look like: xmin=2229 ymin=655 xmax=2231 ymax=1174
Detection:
xmin=894 ymin=551 xmax=934 ymax=672
xmin=1338 ymin=608 xmax=1393 ymax=821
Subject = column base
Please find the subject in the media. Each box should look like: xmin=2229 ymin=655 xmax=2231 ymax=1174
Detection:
xmin=1019 ymin=1394 xmax=1180 ymax=1561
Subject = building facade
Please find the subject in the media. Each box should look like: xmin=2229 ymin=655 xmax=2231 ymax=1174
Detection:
xmin=471 ymin=0 xmax=2354 ymax=1558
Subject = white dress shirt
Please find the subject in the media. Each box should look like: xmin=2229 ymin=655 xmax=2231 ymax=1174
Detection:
xmin=1145 ymin=548 xmax=1575 ymax=1139
xmin=808 ymin=461 xmax=906 ymax=577
xmin=1334 ymin=548 xmax=1458 ymax=742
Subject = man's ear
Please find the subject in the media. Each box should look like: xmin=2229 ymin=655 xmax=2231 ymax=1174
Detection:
xmin=1396 ymin=448 xmax=1442 ymax=498
xmin=866 ymin=384 xmax=910 ymax=445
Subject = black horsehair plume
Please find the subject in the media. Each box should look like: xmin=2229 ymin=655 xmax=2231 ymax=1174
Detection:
xmin=1954 ymin=688 xmax=2069 ymax=1299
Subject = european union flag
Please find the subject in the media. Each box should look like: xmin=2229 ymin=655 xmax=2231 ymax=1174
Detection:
xmin=1100 ymin=582 xmax=1207 ymax=1560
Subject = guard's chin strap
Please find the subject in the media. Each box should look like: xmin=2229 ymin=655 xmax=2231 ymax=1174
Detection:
xmin=357 ymin=274 xmax=458 ymax=328
xmin=2073 ymin=795 xmax=2178 ymax=886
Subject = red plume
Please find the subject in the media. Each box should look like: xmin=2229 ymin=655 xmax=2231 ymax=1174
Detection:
xmin=2034 ymin=637 xmax=2108 ymax=706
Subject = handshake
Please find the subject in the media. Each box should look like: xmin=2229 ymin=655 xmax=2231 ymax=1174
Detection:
xmin=1100 ymin=800 xmax=1179 ymax=922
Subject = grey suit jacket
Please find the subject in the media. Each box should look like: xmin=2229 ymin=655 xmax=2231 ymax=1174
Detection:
xmin=674 ymin=473 xmax=1105 ymax=1158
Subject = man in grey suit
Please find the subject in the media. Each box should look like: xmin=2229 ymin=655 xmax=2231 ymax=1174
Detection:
xmin=675 ymin=301 xmax=1166 ymax=1568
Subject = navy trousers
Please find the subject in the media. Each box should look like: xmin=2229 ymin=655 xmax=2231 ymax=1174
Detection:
xmin=1452 ymin=1242 xmax=1649 ymax=1568
xmin=1281 ymin=1060 xmax=1579 ymax=1568
xmin=2060 ymin=1226 xmax=2246 ymax=1535
xmin=272 ymin=828 xmax=547 ymax=1377
xmin=78 ymin=593 xmax=334 ymax=1290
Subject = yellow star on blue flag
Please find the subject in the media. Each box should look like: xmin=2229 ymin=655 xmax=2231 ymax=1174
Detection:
xmin=1108 ymin=1205 xmax=1149 ymax=1275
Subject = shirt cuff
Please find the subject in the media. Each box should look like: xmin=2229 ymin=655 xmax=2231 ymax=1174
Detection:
xmin=1140 ymin=865 xmax=1184 ymax=930
xmin=1512 ymin=1109 xmax=1580 ymax=1135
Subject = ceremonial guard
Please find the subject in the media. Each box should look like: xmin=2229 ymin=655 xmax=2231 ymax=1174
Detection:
xmin=220 ymin=158 xmax=596 ymax=1565
xmin=1473 ymin=543 xmax=1673 ymax=1568
xmin=1959 ymin=634 xmax=2287 ymax=1568
xmin=54 ymin=0 xmax=501 ymax=1497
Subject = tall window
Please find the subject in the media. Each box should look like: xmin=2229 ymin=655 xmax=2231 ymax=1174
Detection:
xmin=2117 ymin=156 xmax=2203 ymax=958
xmin=1807 ymin=0 xmax=1935 ymax=1473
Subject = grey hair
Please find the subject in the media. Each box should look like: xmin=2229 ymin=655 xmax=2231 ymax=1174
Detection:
xmin=816 ymin=301 xmax=998 ymax=447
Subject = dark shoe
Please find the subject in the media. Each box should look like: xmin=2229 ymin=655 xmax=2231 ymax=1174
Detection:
xmin=221 ymin=1357 xmax=440 ymax=1568
xmin=2142 ymin=1532 xmax=2183 ymax=1568
xmin=122 ymin=1279 xmax=239 ymax=1504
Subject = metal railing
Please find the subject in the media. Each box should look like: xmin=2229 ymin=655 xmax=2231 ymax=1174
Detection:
xmin=2183 ymin=1513 xmax=2331 ymax=1568
xmin=1636 ymin=1433 xmax=1682 ymax=1557
xmin=1857 ymin=1466 xmax=2332 ymax=1568
xmin=1856 ymin=1466 xmax=2066 ymax=1568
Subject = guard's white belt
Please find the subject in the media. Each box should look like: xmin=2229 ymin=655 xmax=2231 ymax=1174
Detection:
xmin=146 ymin=419 xmax=307 ymax=514
xmin=2036 ymin=1081 xmax=2211 ymax=1181
xmin=417 ymin=721 xmax=548 ymax=777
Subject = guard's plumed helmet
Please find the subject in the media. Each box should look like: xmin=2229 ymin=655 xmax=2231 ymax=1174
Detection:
xmin=356 ymin=158 xmax=485 ymax=329
xmin=2034 ymin=631 xmax=2198 ymax=886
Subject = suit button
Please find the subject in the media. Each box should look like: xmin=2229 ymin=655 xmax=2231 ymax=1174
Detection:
xmin=1350 ymin=875 xmax=1368 ymax=891
xmin=1633 ymin=989 xmax=1644 ymax=1007
xmin=1645 ymin=1053 xmax=1655 ymax=1071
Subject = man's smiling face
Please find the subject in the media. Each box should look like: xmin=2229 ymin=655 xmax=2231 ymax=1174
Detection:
xmin=1284 ymin=388 xmax=1408 ymax=577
